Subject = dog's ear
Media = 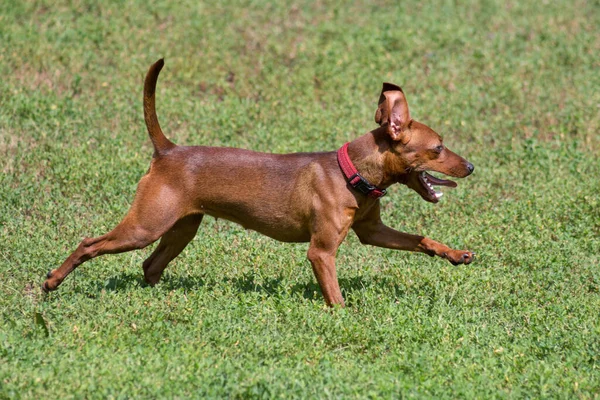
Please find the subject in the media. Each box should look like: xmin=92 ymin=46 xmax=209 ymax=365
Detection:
xmin=374 ymin=83 xmax=412 ymax=144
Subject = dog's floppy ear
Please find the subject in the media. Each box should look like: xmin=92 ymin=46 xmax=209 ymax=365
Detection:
xmin=374 ymin=83 xmax=412 ymax=144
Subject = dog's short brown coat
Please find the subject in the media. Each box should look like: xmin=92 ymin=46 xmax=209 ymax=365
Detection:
xmin=43 ymin=59 xmax=475 ymax=306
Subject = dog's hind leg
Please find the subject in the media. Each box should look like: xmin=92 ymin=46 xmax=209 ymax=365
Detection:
xmin=142 ymin=214 xmax=203 ymax=285
xmin=43 ymin=217 xmax=166 ymax=292
xmin=43 ymin=175 xmax=188 ymax=292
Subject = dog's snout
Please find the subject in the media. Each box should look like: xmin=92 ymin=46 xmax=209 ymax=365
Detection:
xmin=466 ymin=162 xmax=474 ymax=175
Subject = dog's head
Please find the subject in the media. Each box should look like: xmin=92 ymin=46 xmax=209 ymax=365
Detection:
xmin=375 ymin=83 xmax=474 ymax=203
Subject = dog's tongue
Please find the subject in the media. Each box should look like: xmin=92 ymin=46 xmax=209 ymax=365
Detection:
xmin=425 ymin=173 xmax=457 ymax=187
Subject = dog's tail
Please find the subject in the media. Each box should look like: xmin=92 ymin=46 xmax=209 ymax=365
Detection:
xmin=143 ymin=58 xmax=175 ymax=156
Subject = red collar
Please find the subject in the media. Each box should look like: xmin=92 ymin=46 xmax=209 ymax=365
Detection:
xmin=336 ymin=142 xmax=387 ymax=199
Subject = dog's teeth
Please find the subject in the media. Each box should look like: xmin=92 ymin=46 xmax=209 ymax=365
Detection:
xmin=435 ymin=192 xmax=443 ymax=199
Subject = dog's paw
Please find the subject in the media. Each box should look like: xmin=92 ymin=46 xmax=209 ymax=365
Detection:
xmin=443 ymin=250 xmax=475 ymax=265
xmin=41 ymin=280 xmax=52 ymax=293
xmin=42 ymin=270 xmax=60 ymax=292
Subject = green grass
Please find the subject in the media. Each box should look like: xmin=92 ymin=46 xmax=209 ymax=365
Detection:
xmin=1 ymin=0 xmax=599 ymax=398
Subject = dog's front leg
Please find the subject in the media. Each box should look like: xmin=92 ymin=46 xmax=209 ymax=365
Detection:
xmin=307 ymin=208 xmax=357 ymax=307
xmin=307 ymin=244 xmax=345 ymax=307
xmin=352 ymin=205 xmax=474 ymax=265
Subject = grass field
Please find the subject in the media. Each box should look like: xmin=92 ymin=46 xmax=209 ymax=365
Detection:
xmin=1 ymin=0 xmax=599 ymax=398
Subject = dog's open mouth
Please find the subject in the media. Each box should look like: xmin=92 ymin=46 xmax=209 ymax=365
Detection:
xmin=418 ymin=171 xmax=457 ymax=202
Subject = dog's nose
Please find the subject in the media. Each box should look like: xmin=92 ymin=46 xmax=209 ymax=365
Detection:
xmin=466 ymin=162 xmax=474 ymax=175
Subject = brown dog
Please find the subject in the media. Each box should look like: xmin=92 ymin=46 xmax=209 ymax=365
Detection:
xmin=43 ymin=59 xmax=475 ymax=306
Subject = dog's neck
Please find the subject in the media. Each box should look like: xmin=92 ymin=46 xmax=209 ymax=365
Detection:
xmin=346 ymin=127 xmax=409 ymax=189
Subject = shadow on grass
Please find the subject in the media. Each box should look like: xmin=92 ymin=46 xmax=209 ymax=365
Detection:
xmin=84 ymin=271 xmax=396 ymax=303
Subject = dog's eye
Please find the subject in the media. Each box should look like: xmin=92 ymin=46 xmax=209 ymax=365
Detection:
xmin=434 ymin=145 xmax=444 ymax=153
